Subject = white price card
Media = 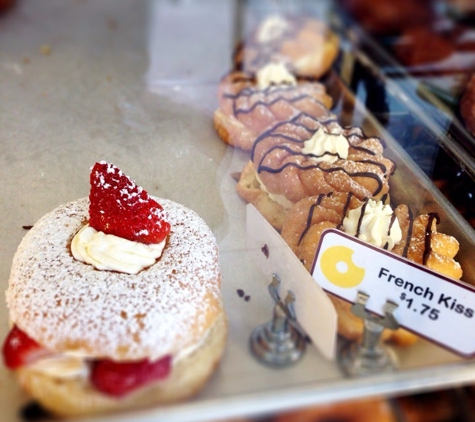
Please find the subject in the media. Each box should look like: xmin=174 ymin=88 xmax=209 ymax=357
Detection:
xmin=246 ymin=205 xmax=337 ymax=360
xmin=311 ymin=229 xmax=475 ymax=357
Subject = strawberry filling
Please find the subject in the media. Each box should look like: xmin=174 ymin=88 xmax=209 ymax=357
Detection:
xmin=2 ymin=325 xmax=54 ymax=369
xmin=2 ymin=325 xmax=172 ymax=397
xmin=90 ymin=355 xmax=172 ymax=397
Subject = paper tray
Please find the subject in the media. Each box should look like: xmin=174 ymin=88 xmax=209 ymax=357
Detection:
xmin=1 ymin=1 xmax=475 ymax=422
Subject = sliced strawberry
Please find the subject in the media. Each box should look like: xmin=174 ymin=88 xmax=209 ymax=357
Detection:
xmin=2 ymin=325 xmax=53 ymax=369
xmin=90 ymin=355 xmax=172 ymax=397
xmin=89 ymin=162 xmax=171 ymax=244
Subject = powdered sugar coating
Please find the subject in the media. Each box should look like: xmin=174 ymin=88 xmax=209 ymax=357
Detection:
xmin=6 ymin=197 xmax=223 ymax=361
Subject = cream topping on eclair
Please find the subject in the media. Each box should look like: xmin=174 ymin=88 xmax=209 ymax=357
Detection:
xmin=71 ymin=225 xmax=166 ymax=275
xmin=343 ymin=199 xmax=402 ymax=251
xmin=301 ymin=128 xmax=349 ymax=164
xmin=256 ymin=62 xmax=297 ymax=89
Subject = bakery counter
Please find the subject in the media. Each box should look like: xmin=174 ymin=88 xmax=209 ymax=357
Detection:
xmin=1 ymin=1 xmax=475 ymax=422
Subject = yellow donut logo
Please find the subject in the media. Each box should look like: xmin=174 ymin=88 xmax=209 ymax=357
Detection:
xmin=320 ymin=246 xmax=365 ymax=288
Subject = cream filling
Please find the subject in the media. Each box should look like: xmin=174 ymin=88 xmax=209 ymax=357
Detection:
xmin=25 ymin=329 xmax=211 ymax=380
xmin=255 ymin=172 xmax=294 ymax=210
xmin=26 ymin=354 xmax=90 ymax=379
xmin=256 ymin=62 xmax=297 ymax=90
xmin=301 ymin=128 xmax=349 ymax=164
xmin=71 ymin=225 xmax=166 ymax=275
xmin=343 ymin=200 xmax=402 ymax=251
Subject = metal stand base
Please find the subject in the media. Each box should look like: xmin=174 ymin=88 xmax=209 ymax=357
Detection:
xmin=250 ymin=320 xmax=306 ymax=367
xmin=338 ymin=291 xmax=399 ymax=377
xmin=249 ymin=274 xmax=307 ymax=368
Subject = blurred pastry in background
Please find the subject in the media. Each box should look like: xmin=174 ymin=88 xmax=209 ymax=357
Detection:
xmin=394 ymin=26 xmax=455 ymax=67
xmin=234 ymin=15 xmax=339 ymax=79
xmin=273 ymin=396 xmax=397 ymax=422
xmin=339 ymin=0 xmax=434 ymax=35
xmin=0 ymin=0 xmax=15 ymax=14
xmin=460 ymin=73 xmax=475 ymax=136
xmin=447 ymin=0 xmax=475 ymax=19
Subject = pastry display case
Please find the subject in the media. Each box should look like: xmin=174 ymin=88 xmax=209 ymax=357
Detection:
xmin=1 ymin=1 xmax=475 ymax=421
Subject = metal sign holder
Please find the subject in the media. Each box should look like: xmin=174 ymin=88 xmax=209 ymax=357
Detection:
xmin=250 ymin=274 xmax=307 ymax=367
xmin=339 ymin=291 xmax=400 ymax=377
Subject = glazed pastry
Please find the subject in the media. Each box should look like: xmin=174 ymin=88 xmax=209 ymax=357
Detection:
xmin=214 ymin=63 xmax=334 ymax=150
xmin=281 ymin=194 xmax=463 ymax=344
xmin=2 ymin=162 xmax=227 ymax=417
xmin=460 ymin=74 xmax=475 ymax=137
xmin=238 ymin=113 xmax=395 ymax=230
xmin=234 ymin=15 xmax=339 ymax=78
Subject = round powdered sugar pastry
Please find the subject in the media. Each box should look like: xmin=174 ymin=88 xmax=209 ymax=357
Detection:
xmin=6 ymin=196 xmax=224 ymax=362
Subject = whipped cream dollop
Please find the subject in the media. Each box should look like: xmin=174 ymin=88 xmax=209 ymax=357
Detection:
xmin=71 ymin=225 xmax=166 ymax=275
xmin=256 ymin=62 xmax=297 ymax=89
xmin=257 ymin=15 xmax=289 ymax=43
xmin=343 ymin=200 xmax=402 ymax=251
xmin=301 ymin=128 xmax=349 ymax=164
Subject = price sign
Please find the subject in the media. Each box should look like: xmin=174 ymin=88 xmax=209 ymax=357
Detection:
xmin=311 ymin=229 xmax=475 ymax=357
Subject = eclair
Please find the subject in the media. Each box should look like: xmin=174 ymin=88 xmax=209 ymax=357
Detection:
xmin=234 ymin=15 xmax=339 ymax=79
xmin=214 ymin=62 xmax=334 ymax=150
xmin=237 ymin=114 xmax=395 ymax=230
xmin=281 ymin=193 xmax=463 ymax=344
xmin=2 ymin=162 xmax=227 ymax=417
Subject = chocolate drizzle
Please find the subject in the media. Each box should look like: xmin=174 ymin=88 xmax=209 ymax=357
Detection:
xmin=401 ymin=207 xmax=414 ymax=258
xmin=250 ymin=114 xmax=393 ymax=198
xmin=355 ymin=201 xmax=369 ymax=238
xmin=221 ymin=76 xmax=332 ymax=122
xmin=297 ymin=193 xmax=329 ymax=246
xmin=338 ymin=192 xmax=357 ymax=230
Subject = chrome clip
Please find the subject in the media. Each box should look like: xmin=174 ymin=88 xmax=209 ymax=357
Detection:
xmin=249 ymin=274 xmax=307 ymax=367
xmin=339 ymin=291 xmax=399 ymax=376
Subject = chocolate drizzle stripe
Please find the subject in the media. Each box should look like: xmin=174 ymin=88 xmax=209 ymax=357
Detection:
xmin=338 ymin=192 xmax=355 ymax=229
xmin=257 ymin=144 xmax=387 ymax=196
xmin=355 ymin=201 xmax=369 ymax=238
xmin=402 ymin=207 xmax=414 ymax=258
xmin=232 ymin=95 xmax=329 ymax=117
xmin=297 ymin=194 xmax=327 ymax=246
xmin=351 ymin=158 xmax=387 ymax=173
xmin=384 ymin=213 xmax=398 ymax=250
xmin=224 ymin=82 xmax=325 ymax=99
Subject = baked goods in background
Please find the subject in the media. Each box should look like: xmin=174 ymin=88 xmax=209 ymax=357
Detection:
xmin=339 ymin=0 xmax=434 ymax=35
xmin=273 ymin=396 xmax=397 ymax=422
xmin=214 ymin=64 xmax=334 ymax=150
xmin=394 ymin=26 xmax=456 ymax=68
xmin=234 ymin=15 xmax=340 ymax=79
xmin=460 ymin=73 xmax=475 ymax=136
xmin=0 ymin=0 xmax=15 ymax=14
xmin=2 ymin=162 xmax=227 ymax=417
